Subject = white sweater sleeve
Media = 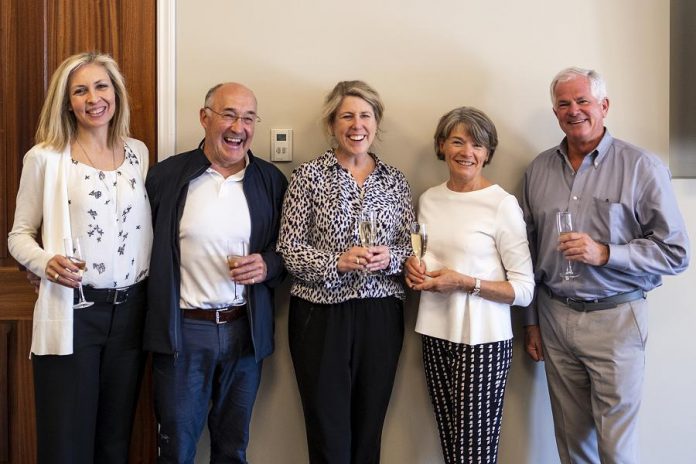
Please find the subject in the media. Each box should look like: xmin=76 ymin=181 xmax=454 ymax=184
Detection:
xmin=495 ymin=195 xmax=535 ymax=307
xmin=8 ymin=148 xmax=54 ymax=278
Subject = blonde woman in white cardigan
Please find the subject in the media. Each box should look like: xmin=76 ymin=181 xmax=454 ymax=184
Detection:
xmin=405 ymin=107 xmax=534 ymax=464
xmin=8 ymin=52 xmax=152 ymax=464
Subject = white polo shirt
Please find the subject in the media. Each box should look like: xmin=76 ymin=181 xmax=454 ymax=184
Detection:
xmin=178 ymin=162 xmax=251 ymax=309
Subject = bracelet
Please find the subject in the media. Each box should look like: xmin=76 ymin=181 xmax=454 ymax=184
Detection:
xmin=470 ymin=278 xmax=481 ymax=297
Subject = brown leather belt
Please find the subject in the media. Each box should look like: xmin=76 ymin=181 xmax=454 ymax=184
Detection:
xmin=182 ymin=305 xmax=247 ymax=324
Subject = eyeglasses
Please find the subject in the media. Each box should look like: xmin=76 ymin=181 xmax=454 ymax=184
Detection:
xmin=204 ymin=107 xmax=261 ymax=125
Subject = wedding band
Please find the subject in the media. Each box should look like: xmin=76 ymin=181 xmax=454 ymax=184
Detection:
xmin=54 ymin=272 xmax=60 ymax=281
xmin=251 ymin=278 xmax=255 ymax=284
xmin=356 ymin=257 xmax=360 ymax=265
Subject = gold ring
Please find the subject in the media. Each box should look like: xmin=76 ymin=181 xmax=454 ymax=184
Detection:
xmin=54 ymin=272 xmax=60 ymax=281
xmin=355 ymin=257 xmax=360 ymax=265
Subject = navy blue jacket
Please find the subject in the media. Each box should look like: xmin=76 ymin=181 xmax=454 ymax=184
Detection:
xmin=144 ymin=146 xmax=288 ymax=361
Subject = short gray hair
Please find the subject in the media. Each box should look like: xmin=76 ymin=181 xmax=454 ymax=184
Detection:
xmin=433 ymin=107 xmax=498 ymax=166
xmin=204 ymin=83 xmax=224 ymax=107
xmin=550 ymin=67 xmax=607 ymax=106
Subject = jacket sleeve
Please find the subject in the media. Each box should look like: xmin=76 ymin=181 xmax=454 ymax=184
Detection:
xmin=259 ymin=168 xmax=288 ymax=288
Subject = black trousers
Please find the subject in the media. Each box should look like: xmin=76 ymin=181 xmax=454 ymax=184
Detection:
xmin=32 ymin=283 xmax=147 ymax=464
xmin=288 ymin=295 xmax=404 ymax=464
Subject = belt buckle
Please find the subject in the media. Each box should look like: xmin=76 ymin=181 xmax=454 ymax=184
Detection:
xmin=112 ymin=289 xmax=127 ymax=305
xmin=215 ymin=310 xmax=228 ymax=325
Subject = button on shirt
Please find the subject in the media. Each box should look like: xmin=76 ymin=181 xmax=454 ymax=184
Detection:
xmin=521 ymin=131 xmax=690 ymax=324
xmin=179 ymin=163 xmax=251 ymax=309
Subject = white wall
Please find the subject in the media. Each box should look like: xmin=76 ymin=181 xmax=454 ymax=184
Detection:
xmin=170 ymin=1 xmax=696 ymax=462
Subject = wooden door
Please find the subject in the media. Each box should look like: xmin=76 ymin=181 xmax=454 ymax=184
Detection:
xmin=0 ymin=1 xmax=158 ymax=462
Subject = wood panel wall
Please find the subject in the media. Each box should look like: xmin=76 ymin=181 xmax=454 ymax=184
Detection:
xmin=0 ymin=1 xmax=157 ymax=462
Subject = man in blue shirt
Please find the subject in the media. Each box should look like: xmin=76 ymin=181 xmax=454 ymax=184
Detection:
xmin=521 ymin=67 xmax=690 ymax=464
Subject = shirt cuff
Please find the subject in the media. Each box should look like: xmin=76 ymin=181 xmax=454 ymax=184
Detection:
xmin=323 ymin=252 xmax=347 ymax=289
xmin=605 ymin=243 xmax=630 ymax=271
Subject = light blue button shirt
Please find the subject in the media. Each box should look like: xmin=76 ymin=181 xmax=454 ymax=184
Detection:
xmin=521 ymin=130 xmax=690 ymax=325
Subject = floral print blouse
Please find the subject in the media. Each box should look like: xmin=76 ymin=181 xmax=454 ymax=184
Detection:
xmin=68 ymin=141 xmax=153 ymax=288
xmin=278 ymin=149 xmax=415 ymax=304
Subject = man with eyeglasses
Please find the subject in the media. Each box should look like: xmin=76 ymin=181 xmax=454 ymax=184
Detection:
xmin=145 ymin=82 xmax=288 ymax=462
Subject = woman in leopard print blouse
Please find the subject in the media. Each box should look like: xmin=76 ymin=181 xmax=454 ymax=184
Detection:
xmin=278 ymin=80 xmax=415 ymax=463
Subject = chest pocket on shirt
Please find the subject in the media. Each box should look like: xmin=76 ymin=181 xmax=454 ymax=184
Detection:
xmin=591 ymin=198 xmax=638 ymax=244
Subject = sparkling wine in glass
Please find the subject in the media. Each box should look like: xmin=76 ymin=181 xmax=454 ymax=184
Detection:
xmin=359 ymin=210 xmax=376 ymax=248
xmin=556 ymin=211 xmax=579 ymax=280
xmin=64 ymin=237 xmax=94 ymax=308
xmin=227 ymin=240 xmax=249 ymax=306
xmin=410 ymin=222 xmax=428 ymax=263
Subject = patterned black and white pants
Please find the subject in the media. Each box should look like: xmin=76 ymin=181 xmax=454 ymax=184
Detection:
xmin=422 ymin=335 xmax=513 ymax=464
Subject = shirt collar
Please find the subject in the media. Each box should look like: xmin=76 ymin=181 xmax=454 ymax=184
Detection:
xmin=556 ymin=129 xmax=614 ymax=169
xmin=320 ymin=148 xmax=387 ymax=175
xmin=204 ymin=153 xmax=249 ymax=182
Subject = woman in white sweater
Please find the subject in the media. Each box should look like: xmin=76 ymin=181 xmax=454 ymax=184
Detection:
xmin=405 ymin=107 xmax=534 ymax=464
xmin=8 ymin=52 xmax=152 ymax=464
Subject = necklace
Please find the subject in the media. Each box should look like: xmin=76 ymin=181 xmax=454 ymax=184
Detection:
xmin=74 ymin=138 xmax=121 ymax=228
xmin=75 ymin=138 xmax=116 ymax=171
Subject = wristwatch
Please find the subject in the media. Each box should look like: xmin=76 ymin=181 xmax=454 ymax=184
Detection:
xmin=470 ymin=278 xmax=481 ymax=297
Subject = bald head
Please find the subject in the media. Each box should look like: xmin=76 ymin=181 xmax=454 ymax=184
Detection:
xmin=204 ymin=82 xmax=257 ymax=108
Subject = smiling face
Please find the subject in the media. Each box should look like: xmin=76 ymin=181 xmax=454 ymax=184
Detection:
xmin=553 ymin=76 xmax=609 ymax=149
xmin=200 ymin=83 xmax=257 ymax=176
xmin=330 ymin=96 xmax=377 ymax=159
xmin=440 ymin=124 xmax=488 ymax=188
xmin=68 ymin=63 xmax=116 ymax=132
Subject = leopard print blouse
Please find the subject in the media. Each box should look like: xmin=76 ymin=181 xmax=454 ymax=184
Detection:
xmin=278 ymin=149 xmax=415 ymax=304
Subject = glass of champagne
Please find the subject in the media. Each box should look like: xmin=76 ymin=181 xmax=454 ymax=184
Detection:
xmin=64 ymin=237 xmax=94 ymax=308
xmin=410 ymin=222 xmax=427 ymax=263
xmin=556 ymin=211 xmax=579 ymax=280
xmin=227 ymin=240 xmax=249 ymax=306
xmin=359 ymin=210 xmax=376 ymax=248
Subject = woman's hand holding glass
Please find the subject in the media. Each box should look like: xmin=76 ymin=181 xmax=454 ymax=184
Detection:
xmin=405 ymin=257 xmax=474 ymax=294
xmin=405 ymin=255 xmax=427 ymax=288
xmin=337 ymin=246 xmax=373 ymax=273
xmin=45 ymin=254 xmax=83 ymax=289
xmin=63 ymin=237 xmax=94 ymax=308
xmin=363 ymin=245 xmax=390 ymax=272
xmin=337 ymin=245 xmax=390 ymax=274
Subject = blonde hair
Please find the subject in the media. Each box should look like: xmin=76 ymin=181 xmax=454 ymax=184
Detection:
xmin=322 ymin=80 xmax=384 ymax=139
xmin=35 ymin=52 xmax=131 ymax=150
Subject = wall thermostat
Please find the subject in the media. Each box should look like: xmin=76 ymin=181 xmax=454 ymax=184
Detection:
xmin=271 ymin=129 xmax=293 ymax=162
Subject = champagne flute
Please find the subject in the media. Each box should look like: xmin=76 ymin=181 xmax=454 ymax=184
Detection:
xmin=359 ymin=210 xmax=376 ymax=248
xmin=410 ymin=222 xmax=428 ymax=263
xmin=556 ymin=211 xmax=579 ymax=280
xmin=227 ymin=240 xmax=249 ymax=306
xmin=64 ymin=237 xmax=94 ymax=309
xmin=358 ymin=210 xmax=377 ymax=273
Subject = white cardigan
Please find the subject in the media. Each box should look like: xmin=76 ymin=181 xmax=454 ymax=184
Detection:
xmin=8 ymin=138 xmax=149 ymax=355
